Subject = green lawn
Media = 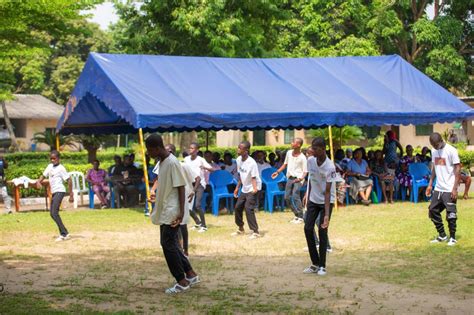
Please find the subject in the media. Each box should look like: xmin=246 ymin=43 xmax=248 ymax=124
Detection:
xmin=0 ymin=200 xmax=473 ymax=314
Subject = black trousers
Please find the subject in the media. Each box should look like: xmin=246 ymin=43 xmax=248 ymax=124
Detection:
xmin=304 ymin=201 xmax=333 ymax=268
xmin=178 ymin=224 xmax=189 ymax=254
xmin=304 ymin=209 xmax=332 ymax=248
xmin=428 ymin=190 xmax=457 ymax=239
xmin=234 ymin=192 xmax=259 ymax=233
xmin=160 ymin=225 xmax=193 ymax=282
xmin=190 ymin=185 xmax=207 ymax=227
xmin=50 ymin=192 xmax=68 ymax=236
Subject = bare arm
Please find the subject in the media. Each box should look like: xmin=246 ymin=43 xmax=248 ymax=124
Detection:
xmin=426 ymin=165 xmax=436 ymax=197
xmin=321 ymin=182 xmax=332 ymax=229
xmin=234 ymin=179 xmax=241 ymax=198
xmin=67 ymin=178 xmax=74 ymax=202
xmin=451 ymin=164 xmax=461 ymax=200
xmin=272 ymin=163 xmax=288 ymax=179
xmin=171 ymin=185 xmax=185 ymax=227
xmin=251 ymin=177 xmax=258 ymax=194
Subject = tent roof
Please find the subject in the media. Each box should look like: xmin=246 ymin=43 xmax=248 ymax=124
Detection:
xmin=57 ymin=53 xmax=474 ymax=135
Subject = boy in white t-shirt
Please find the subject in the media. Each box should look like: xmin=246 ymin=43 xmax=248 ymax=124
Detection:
xmin=146 ymin=134 xmax=199 ymax=294
xmin=426 ymin=133 xmax=461 ymax=246
xmin=36 ymin=150 xmax=74 ymax=242
xmin=302 ymin=138 xmax=336 ymax=276
xmin=232 ymin=141 xmax=262 ymax=240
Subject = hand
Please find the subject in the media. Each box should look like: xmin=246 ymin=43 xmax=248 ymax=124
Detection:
xmin=148 ymin=192 xmax=156 ymax=203
xmin=271 ymin=172 xmax=278 ymax=179
xmin=252 ymin=188 xmax=258 ymax=195
xmin=171 ymin=214 xmax=183 ymax=227
xmin=321 ymin=215 xmax=329 ymax=229
xmin=234 ymin=189 xmax=239 ymax=198
xmin=35 ymin=181 xmax=42 ymax=189
xmin=451 ymin=188 xmax=458 ymax=201
xmin=187 ymin=192 xmax=195 ymax=203
xmin=68 ymin=194 xmax=74 ymax=203
xmin=425 ymin=186 xmax=432 ymax=197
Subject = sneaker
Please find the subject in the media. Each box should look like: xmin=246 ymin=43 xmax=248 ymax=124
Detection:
xmin=447 ymin=238 xmax=457 ymax=246
xmin=54 ymin=234 xmax=70 ymax=242
xmin=165 ymin=283 xmax=190 ymax=294
xmin=317 ymin=267 xmax=327 ymax=276
xmin=430 ymin=235 xmax=448 ymax=243
xmin=293 ymin=218 xmax=304 ymax=224
xmin=249 ymin=232 xmax=261 ymax=240
xmin=289 ymin=217 xmax=299 ymax=223
xmin=303 ymin=265 xmax=318 ymax=274
xmin=101 ymin=204 xmax=107 ymax=209
xmin=327 ymin=245 xmax=333 ymax=253
xmin=185 ymin=275 xmax=201 ymax=287
xmin=144 ymin=212 xmax=150 ymax=217
xmin=231 ymin=230 xmax=244 ymax=236
xmin=197 ymin=226 xmax=208 ymax=233
xmin=191 ymin=224 xmax=201 ymax=231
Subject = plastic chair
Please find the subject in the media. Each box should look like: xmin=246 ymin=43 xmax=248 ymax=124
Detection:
xmin=68 ymin=171 xmax=88 ymax=209
xmin=261 ymin=168 xmax=286 ymax=213
xmin=208 ymin=170 xmax=235 ymax=216
xmin=409 ymin=163 xmax=431 ymax=203
xmin=88 ymin=183 xmax=95 ymax=209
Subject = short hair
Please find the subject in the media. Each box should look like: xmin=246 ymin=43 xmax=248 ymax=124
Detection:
xmin=294 ymin=137 xmax=304 ymax=146
xmin=430 ymin=132 xmax=442 ymax=143
xmin=311 ymin=137 xmax=326 ymax=149
xmin=165 ymin=143 xmax=176 ymax=154
xmin=113 ymin=155 xmax=121 ymax=160
xmin=93 ymin=159 xmax=100 ymax=164
xmin=204 ymin=150 xmax=212 ymax=155
xmin=224 ymin=152 xmax=233 ymax=159
xmin=145 ymin=134 xmax=164 ymax=149
xmin=190 ymin=142 xmax=199 ymax=149
xmin=50 ymin=150 xmax=60 ymax=158
xmin=240 ymin=140 xmax=251 ymax=151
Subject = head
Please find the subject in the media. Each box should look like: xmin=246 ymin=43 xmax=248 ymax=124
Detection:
xmin=113 ymin=155 xmax=122 ymax=166
xmin=50 ymin=150 xmax=60 ymax=166
xmin=345 ymin=148 xmax=352 ymax=159
xmin=224 ymin=152 xmax=233 ymax=164
xmin=406 ymin=145 xmax=413 ymax=156
xmin=421 ymin=146 xmax=429 ymax=156
xmin=429 ymin=132 xmax=444 ymax=150
xmin=212 ymin=152 xmax=221 ymax=164
xmin=335 ymin=149 xmax=345 ymax=161
xmin=367 ymin=150 xmax=375 ymax=161
xmin=386 ymin=130 xmax=397 ymax=141
xmin=204 ymin=150 xmax=213 ymax=163
xmin=92 ymin=159 xmax=100 ymax=170
xmin=359 ymin=147 xmax=367 ymax=159
xmin=306 ymin=147 xmax=314 ymax=158
xmin=188 ymin=142 xmax=199 ymax=157
xmin=182 ymin=151 xmax=189 ymax=159
xmin=374 ymin=150 xmax=383 ymax=161
xmin=237 ymin=141 xmax=251 ymax=157
xmin=291 ymin=137 xmax=304 ymax=150
xmin=269 ymin=152 xmax=276 ymax=162
xmin=129 ymin=153 xmax=135 ymax=162
xmin=145 ymin=134 xmax=166 ymax=159
xmin=165 ymin=143 xmax=176 ymax=155
xmin=123 ymin=155 xmax=132 ymax=167
xmin=353 ymin=148 xmax=363 ymax=160
xmin=311 ymin=137 xmax=326 ymax=160
xmin=256 ymin=151 xmax=265 ymax=163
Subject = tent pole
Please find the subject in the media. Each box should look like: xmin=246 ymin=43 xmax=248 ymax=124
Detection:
xmin=328 ymin=126 xmax=338 ymax=211
xmin=55 ymin=133 xmax=60 ymax=151
xmin=206 ymin=130 xmax=209 ymax=151
xmin=138 ymin=128 xmax=152 ymax=213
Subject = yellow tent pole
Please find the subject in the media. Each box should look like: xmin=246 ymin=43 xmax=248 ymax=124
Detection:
xmin=55 ymin=133 xmax=60 ymax=151
xmin=138 ymin=128 xmax=152 ymax=213
xmin=328 ymin=126 xmax=338 ymax=211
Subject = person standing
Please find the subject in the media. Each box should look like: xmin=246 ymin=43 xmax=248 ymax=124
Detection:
xmin=272 ymin=138 xmax=307 ymax=224
xmin=303 ymin=137 xmax=336 ymax=276
xmin=146 ymin=134 xmax=199 ymax=294
xmin=184 ymin=143 xmax=214 ymax=233
xmin=232 ymin=141 xmax=262 ymax=239
xmin=0 ymin=155 xmax=12 ymax=214
xmin=36 ymin=150 xmax=74 ymax=241
xmin=426 ymin=132 xmax=461 ymax=246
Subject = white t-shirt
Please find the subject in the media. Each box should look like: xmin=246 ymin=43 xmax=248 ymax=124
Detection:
xmin=257 ymin=161 xmax=271 ymax=175
xmin=284 ymin=150 xmax=308 ymax=178
xmin=432 ymin=143 xmax=460 ymax=192
xmin=307 ymin=156 xmax=337 ymax=204
xmin=42 ymin=163 xmax=69 ymax=194
xmin=180 ymin=162 xmax=194 ymax=225
xmin=184 ymin=155 xmax=211 ymax=188
xmin=151 ymin=154 xmax=186 ymax=225
xmin=236 ymin=156 xmax=262 ymax=193
xmin=223 ymin=160 xmax=238 ymax=180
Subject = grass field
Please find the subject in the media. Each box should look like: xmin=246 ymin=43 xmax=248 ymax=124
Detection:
xmin=0 ymin=199 xmax=473 ymax=314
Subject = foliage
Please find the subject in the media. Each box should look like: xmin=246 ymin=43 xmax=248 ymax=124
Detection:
xmin=32 ymin=130 xmax=76 ymax=151
xmin=309 ymin=126 xmax=365 ymax=148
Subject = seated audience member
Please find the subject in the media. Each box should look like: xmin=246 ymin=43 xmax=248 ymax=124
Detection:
xmin=130 ymin=153 xmax=140 ymax=168
xmin=274 ymin=150 xmax=285 ymax=169
xmin=460 ymin=166 xmax=471 ymax=200
xmin=108 ymin=155 xmax=124 ymax=176
xmin=86 ymin=160 xmax=110 ymax=209
xmin=114 ymin=155 xmax=143 ymax=207
xmin=269 ymin=152 xmax=276 ymax=167
xmin=396 ymin=160 xmax=412 ymax=198
xmin=212 ymin=152 xmax=223 ymax=166
xmin=370 ymin=150 xmax=394 ymax=203
xmin=256 ymin=150 xmax=271 ymax=175
xmin=360 ymin=147 xmax=368 ymax=161
xmin=416 ymin=146 xmax=432 ymax=165
xmin=401 ymin=145 xmax=416 ymax=164
xmin=222 ymin=152 xmax=238 ymax=180
xmin=367 ymin=150 xmax=375 ymax=165
xmin=346 ymin=148 xmax=373 ymax=206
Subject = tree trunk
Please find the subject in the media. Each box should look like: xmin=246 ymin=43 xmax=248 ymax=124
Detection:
xmin=180 ymin=131 xmax=197 ymax=153
xmin=86 ymin=146 xmax=98 ymax=163
xmin=1 ymin=100 xmax=20 ymax=152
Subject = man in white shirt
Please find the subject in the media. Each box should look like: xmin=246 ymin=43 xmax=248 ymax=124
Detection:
xmin=146 ymin=134 xmax=199 ymax=294
xmin=426 ymin=132 xmax=461 ymax=246
xmin=184 ymin=143 xmax=214 ymax=232
xmin=272 ymin=138 xmax=308 ymax=223
xmin=302 ymin=137 xmax=336 ymax=276
xmin=232 ymin=141 xmax=262 ymax=239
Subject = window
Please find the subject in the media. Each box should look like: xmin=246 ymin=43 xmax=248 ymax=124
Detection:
xmin=284 ymin=129 xmax=294 ymax=144
xmin=415 ymin=124 xmax=433 ymax=136
xmin=253 ymin=130 xmax=266 ymax=146
xmin=361 ymin=126 xmax=381 ymax=139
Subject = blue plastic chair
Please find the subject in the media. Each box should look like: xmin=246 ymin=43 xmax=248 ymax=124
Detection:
xmin=409 ymin=163 xmax=431 ymax=203
xmin=261 ymin=168 xmax=286 ymax=213
xmin=209 ymin=170 xmax=235 ymax=216
xmin=88 ymin=183 xmax=95 ymax=209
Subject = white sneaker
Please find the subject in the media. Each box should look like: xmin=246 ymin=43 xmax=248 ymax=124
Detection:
xmin=327 ymin=245 xmax=333 ymax=253
xmin=231 ymin=230 xmax=244 ymax=236
xmin=294 ymin=218 xmax=304 ymax=224
xmin=317 ymin=267 xmax=327 ymax=276
xmin=165 ymin=283 xmax=190 ymax=294
xmin=55 ymin=234 xmax=70 ymax=242
xmin=430 ymin=235 xmax=448 ymax=243
xmin=289 ymin=217 xmax=298 ymax=223
xmin=447 ymin=238 xmax=457 ymax=246
xmin=197 ymin=226 xmax=208 ymax=233
xmin=191 ymin=224 xmax=201 ymax=231
xmin=249 ymin=232 xmax=261 ymax=240
xmin=303 ymin=265 xmax=318 ymax=274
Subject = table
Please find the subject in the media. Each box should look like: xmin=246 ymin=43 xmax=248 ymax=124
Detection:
xmin=7 ymin=180 xmax=51 ymax=212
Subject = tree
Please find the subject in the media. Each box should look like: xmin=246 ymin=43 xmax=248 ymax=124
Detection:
xmin=32 ymin=129 xmax=76 ymax=151
xmin=309 ymin=126 xmax=365 ymax=149
xmin=75 ymin=135 xmax=113 ymax=163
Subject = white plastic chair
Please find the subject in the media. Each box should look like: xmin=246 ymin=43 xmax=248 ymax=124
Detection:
xmin=68 ymin=171 xmax=88 ymax=208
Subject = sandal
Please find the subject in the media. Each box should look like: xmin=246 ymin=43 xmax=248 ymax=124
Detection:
xmin=186 ymin=275 xmax=201 ymax=287
xmin=165 ymin=283 xmax=190 ymax=294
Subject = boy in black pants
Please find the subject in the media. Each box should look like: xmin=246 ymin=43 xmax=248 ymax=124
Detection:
xmin=303 ymin=138 xmax=337 ymax=275
xmin=36 ymin=150 xmax=74 ymax=241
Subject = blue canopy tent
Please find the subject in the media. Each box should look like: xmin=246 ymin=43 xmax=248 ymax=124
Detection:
xmin=56 ymin=53 xmax=474 ymax=210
